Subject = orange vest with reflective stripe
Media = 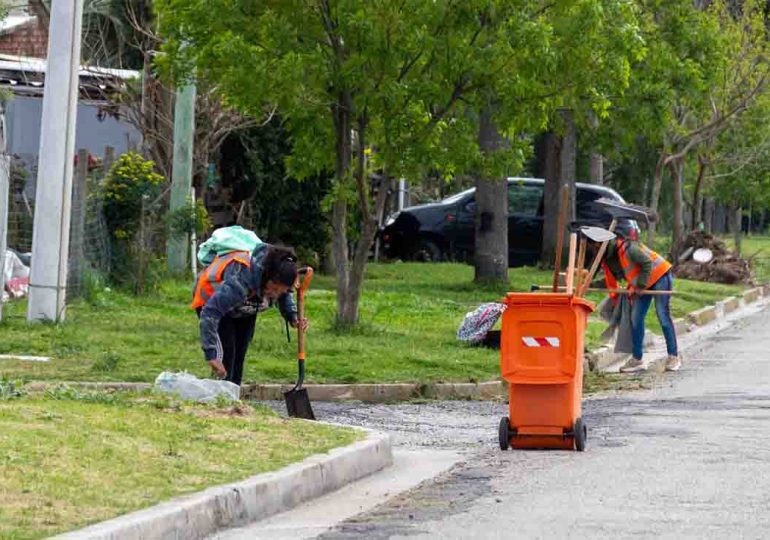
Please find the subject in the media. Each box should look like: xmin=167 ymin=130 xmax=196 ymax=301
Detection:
xmin=603 ymin=239 xmax=672 ymax=291
xmin=190 ymin=251 xmax=251 ymax=309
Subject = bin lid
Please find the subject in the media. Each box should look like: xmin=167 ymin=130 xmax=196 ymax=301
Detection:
xmin=503 ymin=292 xmax=595 ymax=312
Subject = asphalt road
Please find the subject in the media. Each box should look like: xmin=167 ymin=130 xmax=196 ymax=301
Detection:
xmin=313 ymin=306 xmax=770 ymax=539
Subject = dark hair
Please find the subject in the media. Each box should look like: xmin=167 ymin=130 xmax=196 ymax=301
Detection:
xmin=262 ymin=245 xmax=298 ymax=287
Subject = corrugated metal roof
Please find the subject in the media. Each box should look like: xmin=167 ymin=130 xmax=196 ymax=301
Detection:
xmin=0 ymin=15 xmax=36 ymax=34
xmin=0 ymin=53 xmax=140 ymax=80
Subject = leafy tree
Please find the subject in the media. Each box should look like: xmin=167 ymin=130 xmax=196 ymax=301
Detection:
xmin=155 ymin=1 xmax=537 ymax=322
xmin=218 ymin=120 xmax=333 ymax=259
xmin=532 ymin=0 xmax=642 ymax=268
xmin=594 ymin=0 xmax=770 ymax=258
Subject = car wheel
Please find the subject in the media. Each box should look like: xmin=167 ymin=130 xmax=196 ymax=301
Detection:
xmin=412 ymin=239 xmax=442 ymax=262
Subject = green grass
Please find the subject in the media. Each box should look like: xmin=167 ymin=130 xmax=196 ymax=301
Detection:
xmin=0 ymin=387 xmax=359 ymax=539
xmin=722 ymin=234 xmax=770 ymax=283
xmin=0 ymin=263 xmax=748 ymax=385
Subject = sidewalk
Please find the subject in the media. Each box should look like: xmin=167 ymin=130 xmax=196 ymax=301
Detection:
xmin=596 ymin=288 xmax=768 ymax=373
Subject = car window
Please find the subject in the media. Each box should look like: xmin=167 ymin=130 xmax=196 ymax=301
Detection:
xmin=442 ymin=188 xmax=475 ymax=205
xmin=508 ymin=183 xmax=543 ymax=216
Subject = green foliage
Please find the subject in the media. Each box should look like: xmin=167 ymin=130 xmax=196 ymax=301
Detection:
xmin=218 ymin=121 xmax=333 ymax=258
xmin=0 ymin=378 xmax=25 ymax=400
xmin=593 ymin=0 xmax=724 ymax=157
xmin=156 ymin=0 xmax=643 ymax=324
xmin=91 ymin=352 xmax=123 ymax=373
xmin=103 ymin=152 xmax=164 ymax=240
xmin=706 ymin=0 xmax=770 ymax=212
xmin=101 ymin=152 xmax=167 ymax=292
xmin=80 ymin=266 xmax=113 ymax=308
xmin=166 ymin=198 xmax=211 ymax=239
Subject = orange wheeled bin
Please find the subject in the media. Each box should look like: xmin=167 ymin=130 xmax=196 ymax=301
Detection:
xmin=498 ymin=292 xmax=594 ymax=451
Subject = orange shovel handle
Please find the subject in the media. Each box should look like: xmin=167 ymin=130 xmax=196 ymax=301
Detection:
xmin=298 ymin=267 xmax=314 ymax=296
xmin=296 ymin=267 xmax=313 ymax=361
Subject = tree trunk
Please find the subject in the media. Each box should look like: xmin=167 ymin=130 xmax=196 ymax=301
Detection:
xmin=732 ymin=205 xmax=742 ymax=256
xmin=669 ymin=160 xmax=685 ymax=261
xmin=474 ymin=106 xmax=508 ymax=283
xmin=704 ymin=197 xmax=714 ymax=233
xmin=642 ymin=173 xmax=651 ymax=208
xmin=647 ymin=153 xmax=666 ymax=244
xmin=691 ymin=155 xmax=707 ymax=229
xmin=590 ymin=153 xmax=603 ymax=185
xmin=539 ymin=131 xmax=562 ymax=267
xmin=589 ymin=112 xmax=603 ymax=185
xmin=347 ymin=116 xmax=389 ymax=326
xmin=331 ymin=93 xmax=353 ymax=325
xmin=747 ymin=200 xmax=752 ymax=236
xmin=539 ymin=110 xmax=576 ymax=267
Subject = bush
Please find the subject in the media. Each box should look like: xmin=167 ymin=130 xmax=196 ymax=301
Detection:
xmin=166 ymin=198 xmax=211 ymax=239
xmin=102 ymin=152 xmax=166 ymax=292
xmin=103 ymin=152 xmax=164 ymax=239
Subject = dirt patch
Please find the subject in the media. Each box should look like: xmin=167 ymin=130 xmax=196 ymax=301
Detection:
xmin=674 ymin=231 xmax=753 ymax=285
xmin=186 ymin=402 xmax=256 ymax=419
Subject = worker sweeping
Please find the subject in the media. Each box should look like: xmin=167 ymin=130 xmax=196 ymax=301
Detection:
xmin=191 ymin=243 xmax=308 ymax=386
xmin=590 ymin=231 xmax=680 ymax=373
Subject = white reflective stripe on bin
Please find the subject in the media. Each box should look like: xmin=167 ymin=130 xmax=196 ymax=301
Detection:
xmin=521 ymin=337 xmax=560 ymax=348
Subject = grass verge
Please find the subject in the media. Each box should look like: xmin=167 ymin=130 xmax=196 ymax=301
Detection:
xmin=722 ymin=234 xmax=770 ymax=283
xmin=0 ymin=263 xmax=747 ymax=385
xmin=0 ymin=385 xmax=360 ymax=539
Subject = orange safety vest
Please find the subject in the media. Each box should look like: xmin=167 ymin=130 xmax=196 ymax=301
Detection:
xmin=190 ymin=251 xmax=251 ymax=309
xmin=603 ymin=239 xmax=672 ymax=291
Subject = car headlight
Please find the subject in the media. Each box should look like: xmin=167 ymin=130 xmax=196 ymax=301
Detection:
xmin=384 ymin=212 xmax=400 ymax=227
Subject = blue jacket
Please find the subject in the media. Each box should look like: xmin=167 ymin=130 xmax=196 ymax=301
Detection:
xmin=199 ymin=244 xmax=297 ymax=362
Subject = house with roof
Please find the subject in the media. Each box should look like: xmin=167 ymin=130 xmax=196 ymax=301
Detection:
xmin=0 ymin=2 xmax=141 ymax=180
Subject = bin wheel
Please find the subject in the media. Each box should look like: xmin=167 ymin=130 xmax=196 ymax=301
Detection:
xmin=499 ymin=417 xmax=510 ymax=451
xmin=574 ymin=418 xmax=587 ymax=452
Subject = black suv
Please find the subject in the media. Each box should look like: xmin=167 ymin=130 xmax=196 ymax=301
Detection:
xmin=379 ymin=177 xmax=637 ymax=266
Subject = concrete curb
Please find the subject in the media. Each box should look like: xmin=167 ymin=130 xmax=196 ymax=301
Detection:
xmin=688 ymin=305 xmax=718 ymax=326
xmin=25 ymin=381 xmax=509 ymax=402
xmin=54 ymin=427 xmax=392 ymax=540
xmin=586 ymin=283 xmax=768 ymax=372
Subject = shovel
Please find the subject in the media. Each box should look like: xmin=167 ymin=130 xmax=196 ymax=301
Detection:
xmin=284 ymin=267 xmax=316 ymax=420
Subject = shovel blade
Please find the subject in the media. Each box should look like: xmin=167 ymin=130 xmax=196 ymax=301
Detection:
xmin=284 ymin=388 xmax=315 ymax=420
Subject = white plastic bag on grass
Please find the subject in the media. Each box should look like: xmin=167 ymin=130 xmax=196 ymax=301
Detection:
xmin=154 ymin=372 xmax=240 ymax=402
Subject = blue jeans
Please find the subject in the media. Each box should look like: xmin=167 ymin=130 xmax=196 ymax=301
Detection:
xmin=631 ymin=271 xmax=678 ymax=360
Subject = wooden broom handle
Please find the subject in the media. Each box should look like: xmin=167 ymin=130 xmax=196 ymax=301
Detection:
xmin=552 ymin=185 xmax=570 ymax=292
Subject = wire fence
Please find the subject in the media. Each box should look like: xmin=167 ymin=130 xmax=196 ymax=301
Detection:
xmin=1 ymin=146 xmax=118 ymax=318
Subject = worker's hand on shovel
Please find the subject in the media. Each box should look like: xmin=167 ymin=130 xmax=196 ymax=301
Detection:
xmin=628 ymin=285 xmax=644 ymax=297
xmin=291 ymin=317 xmax=309 ymax=332
xmin=208 ymin=359 xmax=227 ymax=379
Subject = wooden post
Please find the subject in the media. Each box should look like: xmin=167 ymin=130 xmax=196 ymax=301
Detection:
xmin=103 ymin=145 xmax=115 ymax=173
xmin=552 ymin=184 xmax=570 ymax=291
xmin=190 ymin=186 xmax=197 ymax=281
xmin=565 ymin=233 xmax=577 ymax=295
xmin=575 ymin=238 xmax=586 ymax=297
xmin=67 ymin=148 xmax=89 ymax=299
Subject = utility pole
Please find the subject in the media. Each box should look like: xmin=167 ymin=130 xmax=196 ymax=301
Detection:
xmin=166 ymin=83 xmax=196 ymax=273
xmin=28 ymin=0 xmax=84 ymax=322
